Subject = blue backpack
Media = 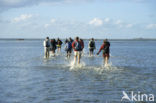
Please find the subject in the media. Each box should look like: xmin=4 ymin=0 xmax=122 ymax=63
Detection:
xmin=75 ymin=41 xmax=82 ymax=51
xmin=66 ymin=42 xmax=72 ymax=50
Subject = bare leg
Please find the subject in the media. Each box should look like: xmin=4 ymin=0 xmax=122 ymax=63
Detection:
xmin=57 ymin=47 xmax=60 ymax=54
xmin=45 ymin=52 xmax=47 ymax=58
xmin=104 ymin=56 xmax=109 ymax=66
xmin=45 ymin=53 xmax=47 ymax=58
xmin=59 ymin=48 xmax=61 ymax=53
xmin=51 ymin=51 xmax=55 ymax=56
xmin=92 ymin=50 xmax=94 ymax=56
xmin=78 ymin=52 xmax=81 ymax=64
xmin=68 ymin=52 xmax=71 ymax=59
xmin=45 ymin=48 xmax=48 ymax=58
xmin=74 ymin=55 xmax=77 ymax=64
xmin=78 ymin=55 xmax=80 ymax=64
xmin=47 ymin=48 xmax=49 ymax=58
xmin=53 ymin=50 xmax=55 ymax=56
xmin=104 ymin=57 xmax=106 ymax=66
xmin=89 ymin=50 xmax=91 ymax=56
xmin=44 ymin=48 xmax=47 ymax=58
xmin=67 ymin=52 xmax=69 ymax=58
xmin=106 ymin=56 xmax=109 ymax=66
xmin=57 ymin=48 xmax=59 ymax=53
xmin=91 ymin=51 xmax=93 ymax=56
xmin=67 ymin=51 xmax=70 ymax=58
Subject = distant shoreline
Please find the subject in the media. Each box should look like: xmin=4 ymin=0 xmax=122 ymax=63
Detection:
xmin=0 ymin=38 xmax=156 ymax=41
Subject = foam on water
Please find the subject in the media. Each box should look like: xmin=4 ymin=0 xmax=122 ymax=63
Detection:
xmin=68 ymin=58 xmax=121 ymax=75
xmin=42 ymin=51 xmax=122 ymax=76
xmin=69 ymin=60 xmax=86 ymax=70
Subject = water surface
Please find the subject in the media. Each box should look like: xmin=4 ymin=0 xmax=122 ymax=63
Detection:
xmin=0 ymin=40 xmax=156 ymax=103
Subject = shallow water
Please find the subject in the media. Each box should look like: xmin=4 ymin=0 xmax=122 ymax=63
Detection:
xmin=0 ymin=40 xmax=156 ymax=103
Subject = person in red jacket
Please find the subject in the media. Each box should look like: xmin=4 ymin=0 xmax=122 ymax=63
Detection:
xmin=97 ymin=39 xmax=110 ymax=66
xmin=72 ymin=37 xmax=83 ymax=64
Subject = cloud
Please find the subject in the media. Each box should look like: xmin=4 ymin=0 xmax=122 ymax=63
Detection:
xmin=114 ymin=20 xmax=123 ymax=28
xmin=44 ymin=18 xmax=56 ymax=28
xmin=146 ymin=24 xmax=156 ymax=29
xmin=0 ymin=0 xmax=155 ymax=12
xmin=44 ymin=24 xmax=50 ymax=28
xmin=12 ymin=14 xmax=33 ymax=22
xmin=50 ymin=19 xmax=56 ymax=23
xmin=115 ymin=20 xmax=122 ymax=25
xmin=126 ymin=24 xmax=133 ymax=28
xmin=89 ymin=18 xmax=103 ymax=26
xmin=104 ymin=18 xmax=110 ymax=23
xmin=102 ymin=0 xmax=155 ymax=3
xmin=0 ymin=0 xmax=91 ymax=12
xmin=114 ymin=20 xmax=134 ymax=28
xmin=0 ymin=0 xmax=53 ymax=12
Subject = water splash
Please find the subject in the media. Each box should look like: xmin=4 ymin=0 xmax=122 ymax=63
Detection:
xmin=69 ymin=60 xmax=86 ymax=70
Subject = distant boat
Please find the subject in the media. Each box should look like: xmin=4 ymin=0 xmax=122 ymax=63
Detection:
xmin=16 ymin=39 xmax=24 ymax=41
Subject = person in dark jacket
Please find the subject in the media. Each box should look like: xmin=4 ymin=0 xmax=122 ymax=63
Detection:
xmin=88 ymin=38 xmax=96 ymax=56
xmin=65 ymin=39 xmax=72 ymax=58
xmin=50 ymin=39 xmax=57 ymax=56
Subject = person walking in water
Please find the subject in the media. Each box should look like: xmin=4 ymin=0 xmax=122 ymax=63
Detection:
xmin=50 ymin=39 xmax=57 ymax=56
xmin=97 ymin=39 xmax=110 ymax=66
xmin=65 ymin=39 xmax=72 ymax=58
xmin=69 ymin=37 xmax=74 ymax=52
xmin=43 ymin=37 xmax=50 ymax=58
xmin=88 ymin=38 xmax=96 ymax=56
xmin=72 ymin=37 xmax=83 ymax=64
xmin=69 ymin=37 xmax=74 ymax=43
xmin=56 ymin=38 xmax=63 ymax=53
xmin=79 ymin=38 xmax=84 ymax=56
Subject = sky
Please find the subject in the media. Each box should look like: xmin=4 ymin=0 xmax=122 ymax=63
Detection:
xmin=0 ymin=0 xmax=156 ymax=39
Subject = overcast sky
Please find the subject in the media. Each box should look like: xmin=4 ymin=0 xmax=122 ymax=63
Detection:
xmin=0 ymin=0 xmax=156 ymax=39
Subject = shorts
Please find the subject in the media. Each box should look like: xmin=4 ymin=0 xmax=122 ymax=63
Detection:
xmin=74 ymin=51 xmax=81 ymax=56
xmin=89 ymin=48 xmax=94 ymax=52
xmin=103 ymin=53 xmax=109 ymax=58
xmin=44 ymin=47 xmax=50 ymax=53
xmin=67 ymin=49 xmax=72 ymax=53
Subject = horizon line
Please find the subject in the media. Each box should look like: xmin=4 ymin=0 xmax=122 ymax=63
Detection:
xmin=0 ymin=37 xmax=156 ymax=40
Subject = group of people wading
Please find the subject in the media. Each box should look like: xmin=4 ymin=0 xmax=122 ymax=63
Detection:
xmin=43 ymin=36 xmax=110 ymax=66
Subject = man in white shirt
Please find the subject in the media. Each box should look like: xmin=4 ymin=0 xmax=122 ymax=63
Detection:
xmin=43 ymin=37 xmax=50 ymax=58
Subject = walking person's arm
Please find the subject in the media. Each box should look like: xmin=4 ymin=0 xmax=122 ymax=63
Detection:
xmin=88 ymin=41 xmax=90 ymax=49
xmin=97 ymin=44 xmax=104 ymax=55
xmin=43 ymin=41 xmax=46 ymax=47
xmin=72 ymin=42 xmax=76 ymax=51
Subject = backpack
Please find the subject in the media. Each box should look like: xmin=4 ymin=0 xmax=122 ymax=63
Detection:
xmin=67 ymin=42 xmax=72 ymax=49
xmin=66 ymin=42 xmax=72 ymax=51
xmin=51 ymin=41 xmax=56 ymax=50
xmin=75 ymin=41 xmax=82 ymax=51
xmin=103 ymin=46 xmax=108 ymax=54
xmin=103 ymin=42 xmax=110 ymax=54
xmin=90 ymin=41 xmax=94 ymax=48
xmin=57 ymin=40 xmax=62 ymax=45
xmin=46 ymin=40 xmax=50 ymax=47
